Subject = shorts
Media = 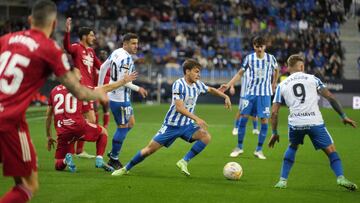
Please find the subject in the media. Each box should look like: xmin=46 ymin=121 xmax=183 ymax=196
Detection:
xmin=109 ymin=101 xmax=133 ymax=125
xmin=0 ymin=120 xmax=37 ymax=177
xmin=240 ymin=95 xmax=271 ymax=118
xmin=239 ymin=96 xmax=256 ymax=117
xmin=288 ymin=124 xmax=334 ymax=150
xmin=153 ymin=123 xmax=200 ymax=148
xmin=55 ymin=122 xmax=102 ymax=159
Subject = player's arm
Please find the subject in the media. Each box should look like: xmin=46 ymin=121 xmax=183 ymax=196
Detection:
xmin=124 ymin=82 xmax=148 ymax=98
xmin=99 ymin=72 xmax=138 ymax=93
xmin=207 ymin=87 xmax=231 ymax=110
xmin=319 ymin=87 xmax=357 ymax=127
xmin=272 ymin=68 xmax=280 ymax=92
xmin=174 ymin=99 xmax=208 ymax=130
xmin=63 ymin=17 xmax=75 ymax=54
xmin=268 ymin=102 xmax=281 ymax=148
xmin=57 ymin=71 xmax=108 ymax=103
xmin=45 ymin=106 xmax=56 ymax=151
xmin=219 ymin=69 xmax=245 ymax=92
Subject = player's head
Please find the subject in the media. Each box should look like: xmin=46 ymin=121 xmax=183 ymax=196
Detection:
xmin=78 ymin=27 xmax=96 ymax=46
xmin=183 ymin=59 xmax=202 ymax=83
xmin=73 ymin=68 xmax=82 ymax=81
xmin=29 ymin=0 xmax=57 ymax=36
xmin=252 ymin=36 xmax=266 ymax=55
xmin=122 ymin=33 xmax=139 ymax=55
xmin=287 ymin=54 xmax=305 ymax=73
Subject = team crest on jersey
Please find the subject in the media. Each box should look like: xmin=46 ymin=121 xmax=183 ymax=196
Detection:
xmin=185 ymin=97 xmax=195 ymax=108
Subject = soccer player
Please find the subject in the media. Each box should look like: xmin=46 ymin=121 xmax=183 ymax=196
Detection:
xmin=63 ymin=17 xmax=102 ymax=158
xmin=220 ymin=36 xmax=279 ymax=159
xmin=98 ymin=33 xmax=148 ymax=169
xmin=111 ymin=59 xmax=232 ymax=177
xmin=45 ymin=69 xmax=137 ymax=172
xmin=269 ymin=54 xmax=358 ymax=191
xmin=0 ymin=1 xmax=107 ymax=202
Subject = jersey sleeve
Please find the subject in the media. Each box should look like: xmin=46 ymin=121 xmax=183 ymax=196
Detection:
xmin=172 ymin=81 xmax=184 ymax=100
xmin=271 ymin=55 xmax=279 ymax=70
xmin=63 ymin=32 xmax=76 ymax=54
xmin=314 ymin=76 xmax=326 ymax=90
xmin=272 ymin=85 xmax=282 ymax=103
xmin=45 ymin=41 xmax=71 ymax=77
xmin=197 ymin=81 xmax=209 ymax=94
xmin=240 ymin=55 xmax=249 ymax=71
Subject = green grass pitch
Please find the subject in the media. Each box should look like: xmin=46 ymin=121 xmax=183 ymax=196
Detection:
xmin=1 ymin=104 xmax=359 ymax=202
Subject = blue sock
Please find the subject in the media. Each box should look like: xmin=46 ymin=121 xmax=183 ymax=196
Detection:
xmin=110 ymin=128 xmax=129 ymax=159
xmin=256 ymin=123 xmax=268 ymax=151
xmin=280 ymin=146 xmax=297 ymax=179
xmin=328 ymin=152 xmax=343 ymax=177
xmin=234 ymin=119 xmax=240 ymax=128
xmin=237 ymin=117 xmax=248 ymax=149
xmin=183 ymin=141 xmax=207 ymax=162
xmin=125 ymin=151 xmax=145 ymax=170
xmin=252 ymin=119 xmax=258 ymax=130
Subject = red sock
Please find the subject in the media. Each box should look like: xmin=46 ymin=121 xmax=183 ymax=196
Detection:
xmin=1 ymin=185 xmax=32 ymax=203
xmin=103 ymin=112 xmax=110 ymax=129
xmin=96 ymin=134 xmax=107 ymax=156
xmin=95 ymin=111 xmax=99 ymax=124
xmin=55 ymin=159 xmax=66 ymax=171
xmin=76 ymin=141 xmax=85 ymax=154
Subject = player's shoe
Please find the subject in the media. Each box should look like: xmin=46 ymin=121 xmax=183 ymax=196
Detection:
xmin=95 ymin=157 xmax=115 ymax=172
xmin=176 ymin=159 xmax=190 ymax=176
xmin=65 ymin=153 xmax=76 ymax=173
xmin=254 ymin=151 xmax=266 ymax=159
xmin=75 ymin=151 xmax=96 ymax=159
xmin=252 ymin=129 xmax=260 ymax=135
xmin=274 ymin=179 xmax=287 ymax=189
xmin=232 ymin=128 xmax=238 ymax=136
xmin=230 ymin=147 xmax=244 ymax=157
xmin=337 ymin=176 xmax=358 ymax=191
xmin=107 ymin=152 xmax=123 ymax=170
xmin=111 ymin=167 xmax=129 ymax=176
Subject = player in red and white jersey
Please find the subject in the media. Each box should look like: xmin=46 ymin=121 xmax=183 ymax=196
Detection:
xmin=45 ymin=69 xmax=137 ymax=173
xmin=0 ymin=1 xmax=107 ymax=202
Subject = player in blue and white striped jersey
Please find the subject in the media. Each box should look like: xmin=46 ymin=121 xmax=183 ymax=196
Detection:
xmin=112 ymin=59 xmax=232 ymax=177
xmin=98 ymin=33 xmax=148 ymax=169
xmin=220 ymin=36 xmax=279 ymax=159
xmin=269 ymin=54 xmax=357 ymax=190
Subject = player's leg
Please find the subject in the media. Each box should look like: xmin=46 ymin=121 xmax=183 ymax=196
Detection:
xmin=75 ymin=107 xmax=96 ymax=159
xmin=251 ymin=116 xmax=259 ymax=135
xmin=232 ymin=110 xmax=241 ymax=135
xmin=101 ymin=100 xmax=110 ymax=129
xmin=253 ymin=95 xmax=271 ymax=159
xmin=254 ymin=117 xmax=268 ymax=159
xmin=54 ymin=136 xmax=76 ymax=172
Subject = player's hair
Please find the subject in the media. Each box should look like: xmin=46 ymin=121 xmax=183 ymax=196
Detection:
xmin=182 ymin=59 xmax=201 ymax=74
xmin=123 ymin=33 xmax=139 ymax=42
xmin=287 ymin=54 xmax=305 ymax=68
xmin=31 ymin=0 xmax=57 ymax=27
xmin=78 ymin=27 xmax=94 ymax=40
xmin=252 ymin=36 xmax=266 ymax=46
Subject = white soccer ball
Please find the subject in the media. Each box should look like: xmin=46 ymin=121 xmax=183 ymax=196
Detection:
xmin=223 ymin=162 xmax=243 ymax=180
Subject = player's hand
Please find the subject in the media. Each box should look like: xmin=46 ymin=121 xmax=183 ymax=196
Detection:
xmin=138 ymin=87 xmax=148 ymax=98
xmin=94 ymin=87 xmax=109 ymax=104
xmin=124 ymin=72 xmax=138 ymax=83
xmin=272 ymin=83 xmax=277 ymax=93
xmin=229 ymin=86 xmax=235 ymax=96
xmin=65 ymin=17 xmax=72 ymax=32
xmin=342 ymin=117 xmax=357 ymax=128
xmin=268 ymin=134 xmax=279 ymax=148
xmin=218 ymin=84 xmax=229 ymax=93
xmin=47 ymin=136 xmax=57 ymax=151
xmin=224 ymin=96 xmax=232 ymax=110
xmin=195 ymin=118 xmax=208 ymax=130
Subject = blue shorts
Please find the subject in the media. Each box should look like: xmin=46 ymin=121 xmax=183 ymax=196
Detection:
xmin=109 ymin=101 xmax=134 ymax=125
xmin=288 ymin=124 xmax=334 ymax=150
xmin=240 ymin=95 xmax=271 ymax=118
xmin=153 ymin=123 xmax=200 ymax=148
xmin=239 ymin=97 xmax=256 ymax=117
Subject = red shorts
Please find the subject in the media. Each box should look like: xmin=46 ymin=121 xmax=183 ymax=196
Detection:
xmin=0 ymin=120 xmax=37 ymax=177
xmin=55 ymin=122 xmax=102 ymax=159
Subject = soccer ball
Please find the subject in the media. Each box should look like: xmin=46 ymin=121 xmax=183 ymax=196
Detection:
xmin=223 ymin=162 xmax=243 ymax=180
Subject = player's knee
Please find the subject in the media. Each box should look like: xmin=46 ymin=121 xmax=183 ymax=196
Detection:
xmin=201 ymin=132 xmax=211 ymax=144
xmin=23 ymin=176 xmax=39 ymax=194
xmin=101 ymin=127 xmax=108 ymax=136
xmin=142 ymin=147 xmax=154 ymax=157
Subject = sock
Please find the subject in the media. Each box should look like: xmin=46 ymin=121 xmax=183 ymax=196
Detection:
xmin=75 ymin=141 xmax=85 ymax=154
xmin=55 ymin=159 xmax=67 ymax=171
xmin=125 ymin=151 xmax=145 ymax=170
xmin=1 ymin=184 xmax=32 ymax=203
xmin=183 ymin=140 xmax=207 ymax=162
xmin=328 ymin=152 xmax=344 ymax=177
xmin=280 ymin=146 xmax=297 ymax=179
xmin=256 ymin=123 xmax=268 ymax=151
xmin=234 ymin=119 xmax=240 ymax=128
xmin=237 ymin=117 xmax=248 ymax=149
xmin=252 ymin=119 xmax=258 ymax=130
xmin=96 ymin=133 xmax=107 ymax=156
xmin=103 ymin=112 xmax=110 ymax=128
xmin=110 ymin=128 xmax=129 ymax=159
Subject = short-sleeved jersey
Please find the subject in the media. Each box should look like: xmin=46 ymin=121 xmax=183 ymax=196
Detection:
xmin=48 ymin=85 xmax=92 ymax=135
xmin=98 ymin=48 xmax=135 ymax=103
xmin=63 ymin=32 xmax=101 ymax=87
xmin=0 ymin=29 xmax=70 ymax=130
xmin=163 ymin=78 xmax=208 ymax=126
xmin=241 ymin=52 xmax=278 ymax=96
xmin=273 ymin=72 xmax=325 ymax=126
